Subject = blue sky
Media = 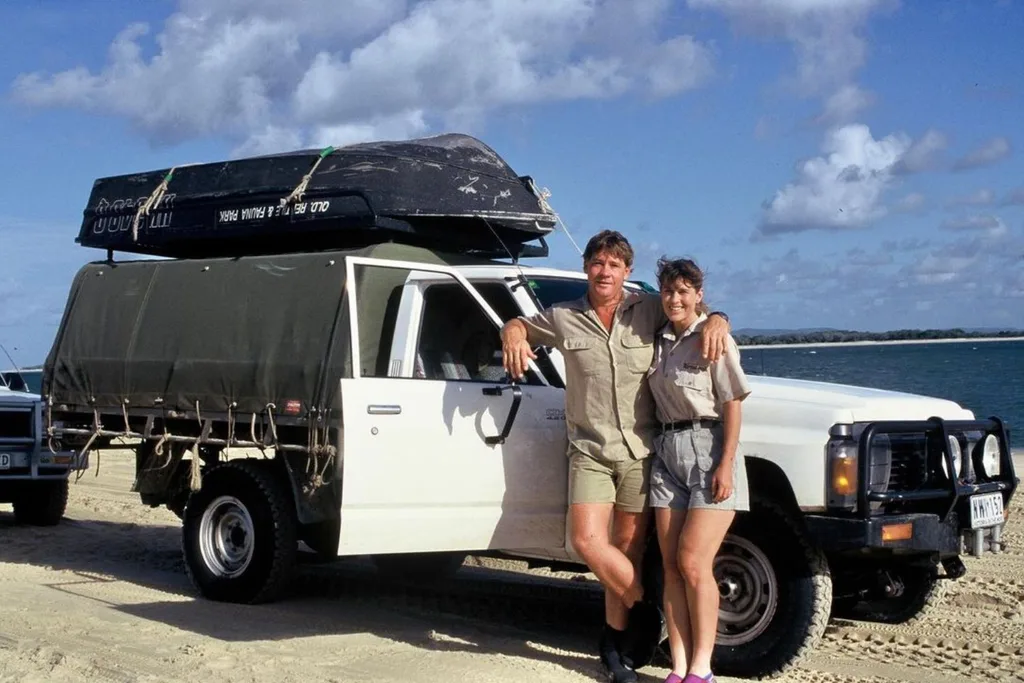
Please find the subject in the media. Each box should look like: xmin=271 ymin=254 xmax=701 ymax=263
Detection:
xmin=1 ymin=0 xmax=1022 ymax=365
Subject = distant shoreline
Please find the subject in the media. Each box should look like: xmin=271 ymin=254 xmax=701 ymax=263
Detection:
xmin=738 ymin=336 xmax=1024 ymax=350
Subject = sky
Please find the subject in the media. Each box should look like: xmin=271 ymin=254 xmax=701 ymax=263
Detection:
xmin=1 ymin=0 xmax=1023 ymax=365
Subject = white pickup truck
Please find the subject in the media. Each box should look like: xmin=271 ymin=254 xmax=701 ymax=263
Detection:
xmin=43 ymin=244 xmax=1018 ymax=678
xmin=1 ymin=367 xmax=85 ymax=524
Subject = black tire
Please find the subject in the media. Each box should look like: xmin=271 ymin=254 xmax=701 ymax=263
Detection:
xmin=831 ymin=567 xmax=946 ymax=624
xmin=371 ymin=552 xmax=467 ymax=583
xmin=13 ymin=480 xmax=69 ymax=526
xmin=182 ymin=460 xmax=297 ymax=604
xmin=711 ymin=498 xmax=832 ymax=678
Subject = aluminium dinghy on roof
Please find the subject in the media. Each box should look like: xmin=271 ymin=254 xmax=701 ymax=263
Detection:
xmin=77 ymin=133 xmax=557 ymax=260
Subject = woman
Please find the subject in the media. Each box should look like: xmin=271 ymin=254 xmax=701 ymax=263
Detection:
xmin=646 ymin=257 xmax=751 ymax=683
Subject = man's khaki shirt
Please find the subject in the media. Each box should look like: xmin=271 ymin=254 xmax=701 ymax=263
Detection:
xmin=648 ymin=314 xmax=751 ymax=424
xmin=520 ymin=291 xmax=664 ymax=462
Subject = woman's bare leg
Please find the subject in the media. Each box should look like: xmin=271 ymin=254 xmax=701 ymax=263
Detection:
xmin=677 ymin=508 xmax=735 ymax=676
xmin=655 ymin=507 xmax=691 ymax=676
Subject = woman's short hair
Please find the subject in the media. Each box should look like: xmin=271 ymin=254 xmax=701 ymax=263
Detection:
xmin=656 ymin=257 xmax=704 ymax=291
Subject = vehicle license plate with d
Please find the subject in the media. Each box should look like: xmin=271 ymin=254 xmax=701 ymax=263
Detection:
xmin=969 ymin=492 xmax=1004 ymax=529
xmin=0 ymin=452 xmax=11 ymax=470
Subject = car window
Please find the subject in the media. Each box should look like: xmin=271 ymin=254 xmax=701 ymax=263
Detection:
xmin=0 ymin=369 xmax=40 ymax=393
xmin=524 ymin=277 xmax=651 ymax=309
xmin=416 ymin=283 xmax=547 ymax=386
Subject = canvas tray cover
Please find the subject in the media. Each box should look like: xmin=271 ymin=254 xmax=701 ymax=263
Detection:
xmin=42 ymin=244 xmax=455 ymax=417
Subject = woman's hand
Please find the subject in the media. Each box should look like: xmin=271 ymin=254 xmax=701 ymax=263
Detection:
xmin=712 ymin=459 xmax=734 ymax=503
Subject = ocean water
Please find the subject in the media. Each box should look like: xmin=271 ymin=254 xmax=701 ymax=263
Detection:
xmin=739 ymin=339 xmax=1024 ymax=448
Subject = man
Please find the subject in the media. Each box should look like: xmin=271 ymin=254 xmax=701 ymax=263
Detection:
xmin=500 ymin=230 xmax=730 ymax=683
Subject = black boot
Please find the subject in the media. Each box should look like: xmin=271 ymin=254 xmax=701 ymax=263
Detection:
xmin=599 ymin=624 xmax=638 ymax=683
xmin=619 ymin=599 xmax=663 ymax=670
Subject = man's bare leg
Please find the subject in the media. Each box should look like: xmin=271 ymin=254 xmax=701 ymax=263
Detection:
xmin=606 ymin=506 xmax=650 ymax=629
xmin=572 ymin=503 xmax=649 ymax=682
xmin=571 ymin=503 xmax=645 ymax=612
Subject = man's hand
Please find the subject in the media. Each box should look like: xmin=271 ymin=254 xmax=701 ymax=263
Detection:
xmin=501 ymin=320 xmax=536 ymax=380
xmin=701 ymin=313 xmax=731 ymax=361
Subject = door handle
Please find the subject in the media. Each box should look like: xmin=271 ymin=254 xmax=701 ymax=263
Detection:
xmin=481 ymin=384 xmax=522 ymax=445
xmin=367 ymin=404 xmax=402 ymax=415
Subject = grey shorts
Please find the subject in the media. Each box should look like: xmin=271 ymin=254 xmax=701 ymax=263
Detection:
xmin=649 ymin=424 xmax=750 ymax=512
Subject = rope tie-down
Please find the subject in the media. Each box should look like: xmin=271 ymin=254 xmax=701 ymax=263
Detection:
xmin=279 ymin=146 xmax=334 ymax=207
xmin=74 ymin=408 xmax=103 ymax=484
xmin=131 ymin=167 xmax=177 ymax=242
xmin=189 ymin=400 xmax=204 ymax=491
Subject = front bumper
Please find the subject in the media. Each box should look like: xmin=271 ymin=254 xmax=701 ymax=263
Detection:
xmin=806 ymin=512 xmax=963 ymax=554
xmin=0 ymin=448 xmax=88 ymax=481
xmin=816 ymin=416 xmax=1017 ymax=558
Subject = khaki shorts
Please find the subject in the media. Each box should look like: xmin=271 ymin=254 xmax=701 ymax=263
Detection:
xmin=649 ymin=424 xmax=749 ymax=512
xmin=568 ymin=449 xmax=651 ymax=513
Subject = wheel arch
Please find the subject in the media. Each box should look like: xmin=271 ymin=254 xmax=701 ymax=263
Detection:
xmin=746 ymin=455 xmax=802 ymax=517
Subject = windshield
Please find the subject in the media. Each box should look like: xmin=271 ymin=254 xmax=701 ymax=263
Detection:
xmin=524 ymin=277 xmax=654 ymax=309
xmin=0 ymin=369 xmax=42 ymax=394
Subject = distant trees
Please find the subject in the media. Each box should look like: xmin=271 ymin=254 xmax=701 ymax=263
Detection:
xmin=733 ymin=328 xmax=1022 ymax=346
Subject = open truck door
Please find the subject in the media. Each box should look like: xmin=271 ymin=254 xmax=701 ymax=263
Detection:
xmin=337 ymin=256 xmax=568 ymax=556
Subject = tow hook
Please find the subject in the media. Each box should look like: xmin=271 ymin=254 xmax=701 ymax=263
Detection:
xmin=877 ymin=571 xmax=905 ymax=598
xmin=940 ymin=555 xmax=967 ymax=580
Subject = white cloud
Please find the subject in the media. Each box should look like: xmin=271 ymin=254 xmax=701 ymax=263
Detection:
xmin=12 ymin=0 xmax=714 ymax=152
xmin=945 ymin=188 xmax=995 ymax=208
xmin=757 ymin=123 xmax=909 ymax=236
xmin=688 ymin=0 xmax=893 ymax=95
xmin=816 ymin=83 xmax=875 ymax=125
xmin=1000 ymin=186 xmax=1024 ymax=206
xmin=891 ymin=128 xmax=948 ymax=174
xmin=881 ymin=237 xmax=930 ymax=251
xmin=845 ymin=247 xmax=892 ymax=266
xmin=940 ymin=214 xmax=1008 ymax=237
xmin=952 ymin=136 xmax=1013 ymax=171
xmin=893 ymin=192 xmax=927 ymax=213
xmin=907 ymin=224 xmax=1020 ymax=290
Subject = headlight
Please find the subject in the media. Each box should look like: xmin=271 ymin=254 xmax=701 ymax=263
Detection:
xmin=974 ymin=434 xmax=1001 ymax=479
xmin=827 ymin=438 xmax=858 ymax=508
xmin=940 ymin=434 xmax=963 ymax=480
xmin=868 ymin=434 xmax=892 ymax=493
xmin=827 ymin=430 xmax=893 ymax=510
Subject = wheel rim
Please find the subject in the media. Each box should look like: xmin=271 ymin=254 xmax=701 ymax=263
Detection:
xmin=714 ymin=534 xmax=778 ymax=645
xmin=198 ymin=495 xmax=255 ymax=578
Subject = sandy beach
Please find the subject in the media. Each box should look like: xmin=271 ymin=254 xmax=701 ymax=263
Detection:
xmin=1 ymin=452 xmax=1022 ymax=683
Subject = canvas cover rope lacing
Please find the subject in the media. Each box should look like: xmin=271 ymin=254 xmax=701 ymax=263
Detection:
xmin=74 ymin=408 xmax=103 ymax=484
xmin=131 ymin=167 xmax=177 ymax=242
xmin=280 ymin=146 xmax=335 ymax=207
xmin=189 ymin=400 xmax=204 ymax=491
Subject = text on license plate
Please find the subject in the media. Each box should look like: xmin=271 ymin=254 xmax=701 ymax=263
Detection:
xmin=0 ymin=452 xmax=10 ymax=470
xmin=969 ymin=492 xmax=1004 ymax=529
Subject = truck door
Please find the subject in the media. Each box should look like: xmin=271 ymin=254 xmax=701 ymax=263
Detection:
xmin=337 ymin=257 xmax=568 ymax=556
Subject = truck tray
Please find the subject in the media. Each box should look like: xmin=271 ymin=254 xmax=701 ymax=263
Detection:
xmin=77 ymin=134 xmax=556 ymax=259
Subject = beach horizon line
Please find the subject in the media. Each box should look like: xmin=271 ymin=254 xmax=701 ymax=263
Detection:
xmin=739 ymin=335 xmax=1024 ymax=351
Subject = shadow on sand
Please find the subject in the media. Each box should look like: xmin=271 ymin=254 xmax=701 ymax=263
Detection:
xmin=0 ymin=511 xmax=666 ymax=681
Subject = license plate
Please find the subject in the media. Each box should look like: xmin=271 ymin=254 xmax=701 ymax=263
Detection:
xmin=0 ymin=453 xmax=10 ymax=470
xmin=969 ymin=492 xmax=1004 ymax=529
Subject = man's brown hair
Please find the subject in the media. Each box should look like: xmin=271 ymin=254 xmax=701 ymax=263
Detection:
xmin=583 ymin=230 xmax=634 ymax=268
